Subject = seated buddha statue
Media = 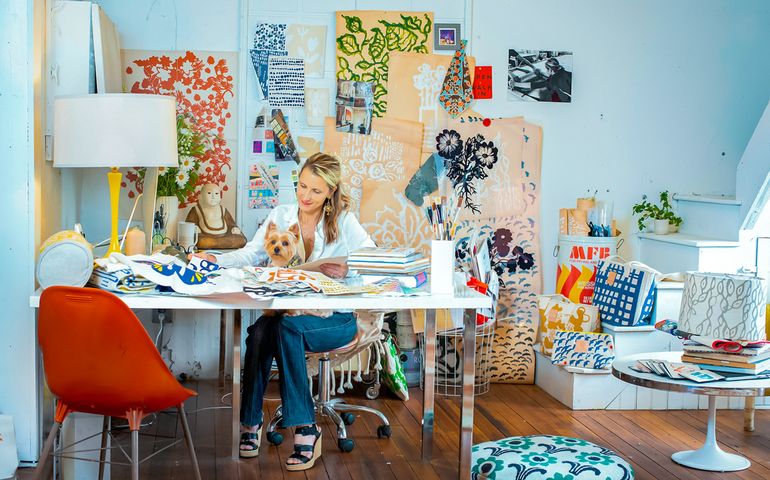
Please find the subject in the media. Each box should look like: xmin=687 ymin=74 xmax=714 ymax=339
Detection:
xmin=185 ymin=183 xmax=247 ymax=250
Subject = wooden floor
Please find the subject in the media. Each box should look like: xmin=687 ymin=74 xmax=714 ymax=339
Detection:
xmin=22 ymin=379 xmax=770 ymax=479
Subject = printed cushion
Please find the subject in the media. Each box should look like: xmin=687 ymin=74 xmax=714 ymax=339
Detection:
xmin=472 ymin=435 xmax=634 ymax=480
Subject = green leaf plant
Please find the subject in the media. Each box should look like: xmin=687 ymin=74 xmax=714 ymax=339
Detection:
xmin=632 ymin=190 xmax=683 ymax=232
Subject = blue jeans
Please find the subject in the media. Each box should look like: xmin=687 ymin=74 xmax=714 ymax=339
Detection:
xmin=240 ymin=311 xmax=357 ymax=428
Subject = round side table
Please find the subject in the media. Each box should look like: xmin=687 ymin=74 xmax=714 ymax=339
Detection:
xmin=613 ymin=351 xmax=770 ymax=472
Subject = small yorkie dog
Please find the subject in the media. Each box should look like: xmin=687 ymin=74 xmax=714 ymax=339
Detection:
xmin=263 ymin=221 xmax=331 ymax=318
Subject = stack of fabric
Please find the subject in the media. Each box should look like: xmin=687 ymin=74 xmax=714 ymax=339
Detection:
xmin=347 ymin=247 xmax=429 ymax=275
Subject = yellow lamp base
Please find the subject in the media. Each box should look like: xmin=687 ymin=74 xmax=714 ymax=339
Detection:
xmin=106 ymin=168 xmax=122 ymax=256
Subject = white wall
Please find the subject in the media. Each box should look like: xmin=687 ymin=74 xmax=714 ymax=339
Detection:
xmin=0 ymin=0 xmax=42 ymax=463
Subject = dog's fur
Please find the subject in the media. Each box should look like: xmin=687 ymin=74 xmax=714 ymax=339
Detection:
xmin=263 ymin=221 xmax=331 ymax=318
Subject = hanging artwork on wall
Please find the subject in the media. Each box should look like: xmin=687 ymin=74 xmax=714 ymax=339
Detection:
xmin=473 ymin=66 xmax=493 ymax=99
xmin=286 ymin=24 xmax=327 ymax=78
xmin=253 ymin=22 xmax=287 ymax=51
xmin=324 ymin=116 xmax=431 ymax=252
xmin=250 ymin=48 xmax=287 ymax=98
xmin=439 ymin=117 xmax=543 ymax=383
xmin=335 ymin=11 xmax=434 ymax=117
xmin=433 ymin=23 xmax=461 ymax=51
xmin=385 ymin=51 xmax=476 ymax=153
xmin=267 ymin=56 xmax=305 ymax=107
xmin=304 ymin=88 xmax=329 ymax=127
xmin=121 ymin=50 xmax=238 ymax=211
xmin=248 ymin=162 xmax=279 ymax=209
xmin=334 ymin=79 xmax=374 ymax=134
xmin=508 ymin=49 xmax=573 ymax=103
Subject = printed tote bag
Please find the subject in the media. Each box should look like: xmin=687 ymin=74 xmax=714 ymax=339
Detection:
xmin=592 ymin=256 xmax=659 ymax=327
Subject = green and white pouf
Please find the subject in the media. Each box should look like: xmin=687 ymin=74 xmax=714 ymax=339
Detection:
xmin=472 ymin=435 xmax=634 ymax=480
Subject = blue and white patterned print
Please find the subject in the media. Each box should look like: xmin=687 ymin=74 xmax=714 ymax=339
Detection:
xmin=592 ymin=259 xmax=657 ymax=326
xmin=551 ymin=331 xmax=616 ymax=369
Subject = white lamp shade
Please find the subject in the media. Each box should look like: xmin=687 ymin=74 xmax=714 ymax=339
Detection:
xmin=53 ymin=94 xmax=178 ymax=168
xmin=679 ymin=272 xmax=768 ymax=341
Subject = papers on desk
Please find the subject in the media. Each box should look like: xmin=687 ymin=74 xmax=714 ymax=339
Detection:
xmin=242 ymin=267 xmax=382 ymax=299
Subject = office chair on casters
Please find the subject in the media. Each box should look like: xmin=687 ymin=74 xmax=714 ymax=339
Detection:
xmin=34 ymin=286 xmax=202 ymax=480
xmin=265 ymin=310 xmax=391 ymax=452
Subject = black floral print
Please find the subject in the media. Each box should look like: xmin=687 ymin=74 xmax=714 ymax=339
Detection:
xmin=435 ymin=129 xmax=499 ymax=214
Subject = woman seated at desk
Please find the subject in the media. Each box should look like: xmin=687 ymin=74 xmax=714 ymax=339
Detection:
xmin=192 ymin=153 xmax=374 ymax=471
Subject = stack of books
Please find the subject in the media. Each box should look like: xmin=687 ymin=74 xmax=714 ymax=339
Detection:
xmin=348 ymin=248 xmax=430 ymax=280
xmin=681 ymin=341 xmax=770 ymax=380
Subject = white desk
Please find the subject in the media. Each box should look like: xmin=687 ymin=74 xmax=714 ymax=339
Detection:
xmin=613 ymin=352 xmax=770 ymax=472
xmin=31 ymin=287 xmax=490 ymax=480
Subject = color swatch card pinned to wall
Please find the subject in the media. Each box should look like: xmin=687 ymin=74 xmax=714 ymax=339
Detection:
xmin=248 ymin=163 xmax=279 ymax=209
xmin=268 ymin=57 xmax=305 ymax=107
xmin=473 ymin=66 xmax=493 ymax=99
xmin=286 ymin=24 xmax=327 ymax=78
xmin=271 ymin=109 xmax=300 ymax=163
xmin=251 ymin=127 xmax=275 ymax=155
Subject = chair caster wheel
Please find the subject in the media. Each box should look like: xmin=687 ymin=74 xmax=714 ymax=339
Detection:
xmin=365 ymin=386 xmax=380 ymax=399
xmin=266 ymin=431 xmax=283 ymax=446
xmin=377 ymin=425 xmax=391 ymax=439
xmin=338 ymin=438 xmax=355 ymax=452
xmin=341 ymin=412 xmax=355 ymax=425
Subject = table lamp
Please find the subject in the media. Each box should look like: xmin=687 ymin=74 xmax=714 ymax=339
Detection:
xmin=53 ymin=94 xmax=178 ymax=255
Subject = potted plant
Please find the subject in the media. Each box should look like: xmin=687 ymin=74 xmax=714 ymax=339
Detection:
xmin=632 ymin=191 xmax=683 ymax=235
xmin=154 ymin=113 xmax=210 ymax=243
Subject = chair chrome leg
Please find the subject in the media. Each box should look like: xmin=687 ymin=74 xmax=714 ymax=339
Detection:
xmin=98 ymin=416 xmax=110 ymax=480
xmin=178 ymin=404 xmax=202 ymax=480
xmin=34 ymin=421 xmax=61 ymax=480
xmin=131 ymin=429 xmax=139 ymax=480
xmin=322 ymin=405 xmax=347 ymax=439
xmin=267 ymin=406 xmax=283 ymax=433
xmin=332 ymin=402 xmax=390 ymax=426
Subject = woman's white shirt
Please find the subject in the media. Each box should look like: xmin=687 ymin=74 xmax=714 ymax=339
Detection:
xmin=213 ymin=204 xmax=375 ymax=269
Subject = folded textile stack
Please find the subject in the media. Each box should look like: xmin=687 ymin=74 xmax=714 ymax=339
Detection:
xmin=242 ymin=267 xmax=383 ymax=299
xmin=347 ymin=247 xmax=429 ymax=275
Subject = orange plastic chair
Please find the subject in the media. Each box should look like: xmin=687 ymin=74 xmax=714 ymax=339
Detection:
xmin=34 ymin=286 xmax=201 ymax=480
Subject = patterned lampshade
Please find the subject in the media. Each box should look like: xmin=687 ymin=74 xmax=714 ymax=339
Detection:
xmin=678 ymin=272 xmax=768 ymax=341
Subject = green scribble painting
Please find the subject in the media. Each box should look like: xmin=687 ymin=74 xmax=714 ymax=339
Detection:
xmin=336 ymin=11 xmax=433 ymax=117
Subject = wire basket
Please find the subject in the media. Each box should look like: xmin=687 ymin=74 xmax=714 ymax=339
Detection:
xmin=418 ymin=312 xmax=496 ymax=396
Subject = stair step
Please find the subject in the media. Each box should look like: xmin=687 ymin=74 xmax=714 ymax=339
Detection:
xmin=672 ymin=193 xmax=741 ymax=206
xmin=637 ymin=232 xmax=740 ymax=247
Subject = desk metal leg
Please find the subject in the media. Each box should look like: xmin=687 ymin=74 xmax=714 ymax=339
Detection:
xmin=218 ymin=309 xmax=226 ymax=389
xmin=422 ymin=308 xmax=436 ymax=461
xmin=459 ymin=309 xmax=476 ymax=480
xmin=671 ymin=396 xmax=750 ymax=471
xmin=231 ymin=309 xmax=242 ymax=460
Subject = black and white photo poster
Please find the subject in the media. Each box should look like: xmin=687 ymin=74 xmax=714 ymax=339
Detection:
xmin=508 ymin=49 xmax=573 ymax=102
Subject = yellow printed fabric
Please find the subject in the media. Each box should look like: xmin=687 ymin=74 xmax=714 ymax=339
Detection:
xmin=537 ymin=294 xmax=600 ymax=356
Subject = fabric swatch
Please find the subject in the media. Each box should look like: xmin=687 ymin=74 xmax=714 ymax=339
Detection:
xmin=439 ymin=40 xmax=473 ymax=117
xmin=268 ymin=56 xmax=305 ymax=107
xmin=304 ymin=88 xmax=329 ymax=126
xmin=250 ymin=48 xmax=287 ymax=98
xmin=254 ymin=23 xmax=287 ymax=51
xmin=286 ymin=24 xmax=327 ymax=78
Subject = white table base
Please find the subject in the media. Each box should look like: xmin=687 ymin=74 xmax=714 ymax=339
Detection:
xmin=671 ymin=396 xmax=750 ymax=472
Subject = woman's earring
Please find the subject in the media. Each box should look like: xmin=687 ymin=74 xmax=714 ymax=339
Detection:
xmin=324 ymin=200 xmax=332 ymax=214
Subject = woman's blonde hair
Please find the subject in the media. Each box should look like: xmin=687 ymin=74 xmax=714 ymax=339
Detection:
xmin=301 ymin=152 xmax=350 ymax=245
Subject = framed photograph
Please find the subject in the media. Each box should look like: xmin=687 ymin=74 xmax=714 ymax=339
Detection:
xmin=507 ymin=49 xmax=573 ymax=103
xmin=434 ymin=23 xmax=461 ymax=51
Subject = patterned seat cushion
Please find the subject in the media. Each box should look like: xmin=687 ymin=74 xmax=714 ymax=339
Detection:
xmin=472 ymin=435 xmax=634 ymax=480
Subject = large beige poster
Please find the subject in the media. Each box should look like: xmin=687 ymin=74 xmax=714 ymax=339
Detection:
xmin=324 ymin=117 xmax=431 ymax=252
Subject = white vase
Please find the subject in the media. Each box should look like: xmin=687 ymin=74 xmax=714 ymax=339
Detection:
xmin=155 ymin=195 xmax=179 ymax=243
xmin=653 ymin=219 xmax=669 ymax=235
xmin=668 ymin=223 xmax=680 ymax=233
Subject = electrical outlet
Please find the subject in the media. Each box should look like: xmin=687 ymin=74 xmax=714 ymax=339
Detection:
xmin=152 ymin=309 xmax=173 ymax=324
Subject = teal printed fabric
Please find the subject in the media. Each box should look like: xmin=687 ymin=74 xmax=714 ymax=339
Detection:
xmin=550 ymin=331 xmax=615 ymax=370
xmin=472 ymin=435 xmax=634 ymax=480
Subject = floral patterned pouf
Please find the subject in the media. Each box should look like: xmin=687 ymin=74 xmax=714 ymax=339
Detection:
xmin=472 ymin=435 xmax=634 ymax=480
